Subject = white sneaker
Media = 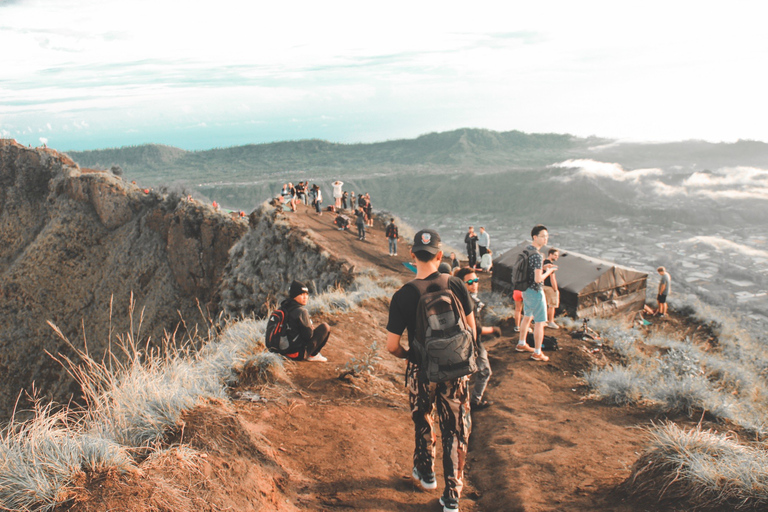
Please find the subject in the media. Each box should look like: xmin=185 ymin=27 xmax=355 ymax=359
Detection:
xmin=547 ymin=322 xmax=560 ymax=329
xmin=305 ymin=353 xmax=327 ymax=362
xmin=439 ymin=496 xmax=459 ymax=512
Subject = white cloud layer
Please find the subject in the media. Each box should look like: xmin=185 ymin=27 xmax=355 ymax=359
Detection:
xmin=551 ymin=159 xmax=662 ymax=182
xmin=553 ymin=159 xmax=768 ymax=202
xmin=683 ymin=236 xmax=768 ymax=259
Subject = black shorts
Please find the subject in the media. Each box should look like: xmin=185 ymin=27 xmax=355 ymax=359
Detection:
xmin=657 ymin=294 xmax=667 ymax=304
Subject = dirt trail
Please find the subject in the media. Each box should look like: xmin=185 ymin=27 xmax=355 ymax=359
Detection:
xmin=233 ymin=203 xmax=658 ymax=511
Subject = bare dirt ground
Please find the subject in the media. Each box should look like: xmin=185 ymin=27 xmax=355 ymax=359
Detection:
xmin=243 ymin=202 xmax=657 ymax=512
xmin=66 ymin=202 xmax=718 ymax=512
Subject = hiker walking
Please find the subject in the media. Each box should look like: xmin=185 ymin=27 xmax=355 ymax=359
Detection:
xmin=456 ymin=267 xmax=500 ymax=410
xmin=270 ymin=280 xmax=330 ymax=362
xmin=386 ymin=218 xmax=398 ymax=256
xmin=386 ymin=229 xmax=476 ymax=512
xmin=515 ymin=225 xmax=557 ymax=361
xmin=355 ymin=207 xmax=366 ymax=240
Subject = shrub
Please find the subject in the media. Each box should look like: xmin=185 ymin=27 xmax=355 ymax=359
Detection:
xmin=0 ymin=405 xmax=135 ymax=512
xmin=238 ymin=352 xmax=285 ymax=386
xmin=628 ymin=422 xmax=768 ymax=510
xmin=582 ymin=365 xmax=645 ymax=405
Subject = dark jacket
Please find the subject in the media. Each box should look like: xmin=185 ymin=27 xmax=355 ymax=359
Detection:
xmin=280 ymin=298 xmax=313 ymax=348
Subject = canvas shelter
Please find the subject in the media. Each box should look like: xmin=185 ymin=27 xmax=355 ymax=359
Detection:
xmin=492 ymin=243 xmax=648 ymax=318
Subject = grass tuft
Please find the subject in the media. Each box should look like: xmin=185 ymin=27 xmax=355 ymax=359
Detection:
xmin=628 ymin=422 xmax=768 ymax=510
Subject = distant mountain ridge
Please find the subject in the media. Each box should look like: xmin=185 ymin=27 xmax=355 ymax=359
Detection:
xmin=67 ymin=128 xmax=768 ymax=188
xmin=67 ymin=128 xmax=608 ymax=182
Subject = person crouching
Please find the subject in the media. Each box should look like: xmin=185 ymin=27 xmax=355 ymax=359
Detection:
xmin=280 ymin=280 xmax=330 ymax=362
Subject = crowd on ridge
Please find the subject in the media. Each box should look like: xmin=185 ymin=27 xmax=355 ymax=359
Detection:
xmin=261 ymin=179 xmax=673 ymax=512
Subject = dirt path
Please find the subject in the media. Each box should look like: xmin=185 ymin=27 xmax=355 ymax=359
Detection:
xmin=232 ymin=203 xmax=658 ymax=511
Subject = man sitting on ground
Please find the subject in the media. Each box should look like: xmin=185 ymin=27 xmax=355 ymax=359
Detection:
xmin=280 ymin=280 xmax=330 ymax=362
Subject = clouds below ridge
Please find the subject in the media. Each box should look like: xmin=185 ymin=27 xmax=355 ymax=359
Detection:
xmin=552 ymin=159 xmax=768 ymax=203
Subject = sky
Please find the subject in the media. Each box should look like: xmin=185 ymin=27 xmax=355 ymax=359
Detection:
xmin=1 ymin=0 xmax=768 ymax=151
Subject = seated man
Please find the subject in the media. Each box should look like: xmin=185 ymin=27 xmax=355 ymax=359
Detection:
xmin=479 ymin=249 xmax=493 ymax=272
xmin=334 ymin=213 xmax=350 ymax=230
xmin=279 ymin=281 xmax=330 ymax=362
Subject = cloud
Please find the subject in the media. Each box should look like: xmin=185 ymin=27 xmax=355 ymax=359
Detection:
xmin=39 ymin=137 xmax=48 ymax=145
xmin=683 ymin=167 xmax=768 ymax=188
xmin=551 ymin=159 xmax=663 ymax=183
xmin=684 ymin=236 xmax=768 ymax=259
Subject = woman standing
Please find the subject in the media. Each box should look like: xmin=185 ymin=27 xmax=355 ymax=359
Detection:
xmin=332 ymin=180 xmax=344 ymax=209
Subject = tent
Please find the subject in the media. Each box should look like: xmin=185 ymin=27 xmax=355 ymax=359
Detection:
xmin=492 ymin=243 xmax=648 ymax=318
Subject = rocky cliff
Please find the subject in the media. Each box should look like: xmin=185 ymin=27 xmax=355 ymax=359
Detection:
xmin=0 ymin=140 xmax=353 ymax=420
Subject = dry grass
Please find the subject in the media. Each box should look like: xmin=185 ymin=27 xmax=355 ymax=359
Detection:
xmin=627 ymin=422 xmax=768 ymax=510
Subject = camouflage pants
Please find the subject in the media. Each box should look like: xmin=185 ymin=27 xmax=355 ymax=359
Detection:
xmin=406 ymin=361 xmax=471 ymax=502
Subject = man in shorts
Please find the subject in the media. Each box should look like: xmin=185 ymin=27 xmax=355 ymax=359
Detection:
xmin=657 ymin=266 xmax=671 ymax=317
xmin=515 ymin=225 xmax=558 ymax=362
xmin=386 ymin=229 xmax=475 ymax=512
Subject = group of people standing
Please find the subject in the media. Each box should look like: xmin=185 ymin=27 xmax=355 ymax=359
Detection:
xmin=464 ymin=226 xmax=493 ymax=272
xmin=280 ymin=181 xmax=325 ymax=214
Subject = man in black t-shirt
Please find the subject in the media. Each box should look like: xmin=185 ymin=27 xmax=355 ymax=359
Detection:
xmin=386 ymin=229 xmax=475 ymax=512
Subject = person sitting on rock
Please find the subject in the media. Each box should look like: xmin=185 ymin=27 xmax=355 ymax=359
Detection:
xmin=280 ymin=280 xmax=330 ymax=362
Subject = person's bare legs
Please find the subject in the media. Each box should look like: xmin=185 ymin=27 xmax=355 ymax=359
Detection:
xmin=516 ymin=315 xmax=535 ymax=352
xmin=533 ymin=321 xmax=545 ymax=352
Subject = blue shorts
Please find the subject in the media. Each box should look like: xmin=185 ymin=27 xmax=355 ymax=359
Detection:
xmin=522 ymin=288 xmax=547 ymax=323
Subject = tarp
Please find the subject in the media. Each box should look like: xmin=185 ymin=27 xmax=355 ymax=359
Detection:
xmin=492 ymin=243 xmax=648 ymax=318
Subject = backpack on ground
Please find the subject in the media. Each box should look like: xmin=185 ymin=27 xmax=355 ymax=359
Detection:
xmin=512 ymin=248 xmax=532 ymax=292
xmin=525 ymin=332 xmax=559 ymax=351
xmin=409 ymin=274 xmax=478 ymax=383
xmin=265 ymin=308 xmax=291 ymax=354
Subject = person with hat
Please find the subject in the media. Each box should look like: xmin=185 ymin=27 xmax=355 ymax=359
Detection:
xmin=279 ymin=280 xmax=330 ymax=362
xmin=385 ymin=229 xmax=475 ymax=512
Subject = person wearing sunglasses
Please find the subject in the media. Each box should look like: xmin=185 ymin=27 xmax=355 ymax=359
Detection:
xmin=455 ymin=267 xmax=501 ymax=411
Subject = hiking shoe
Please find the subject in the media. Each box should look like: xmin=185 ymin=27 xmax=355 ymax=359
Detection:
xmin=530 ymin=352 xmax=549 ymax=362
xmin=439 ymin=496 xmax=459 ymax=512
xmin=305 ymin=353 xmax=327 ymax=362
xmin=471 ymin=399 xmax=493 ymax=411
xmin=411 ymin=467 xmax=437 ymax=490
xmin=515 ymin=343 xmax=535 ymax=353
xmin=547 ymin=322 xmax=560 ymax=329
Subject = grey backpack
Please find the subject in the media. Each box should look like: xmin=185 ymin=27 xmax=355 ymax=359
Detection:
xmin=409 ymin=274 xmax=477 ymax=383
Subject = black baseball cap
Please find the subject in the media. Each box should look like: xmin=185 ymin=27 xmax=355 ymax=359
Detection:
xmin=412 ymin=229 xmax=441 ymax=254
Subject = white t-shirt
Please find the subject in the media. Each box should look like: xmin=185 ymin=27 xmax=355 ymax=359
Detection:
xmin=332 ymin=181 xmax=344 ymax=198
xmin=480 ymin=253 xmax=493 ymax=271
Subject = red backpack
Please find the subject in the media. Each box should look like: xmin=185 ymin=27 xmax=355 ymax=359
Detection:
xmin=265 ymin=308 xmax=287 ymax=352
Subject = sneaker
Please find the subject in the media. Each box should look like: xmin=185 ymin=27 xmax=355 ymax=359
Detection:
xmin=471 ymin=399 xmax=493 ymax=411
xmin=515 ymin=343 xmax=535 ymax=353
xmin=547 ymin=322 xmax=559 ymax=329
xmin=393 ymin=252 xmax=397 ymax=256
xmin=530 ymin=352 xmax=549 ymax=362
xmin=305 ymin=353 xmax=327 ymax=362
xmin=513 ymin=326 xmax=520 ymax=333
xmin=412 ymin=467 xmax=437 ymax=490
xmin=439 ymin=496 xmax=459 ymax=512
